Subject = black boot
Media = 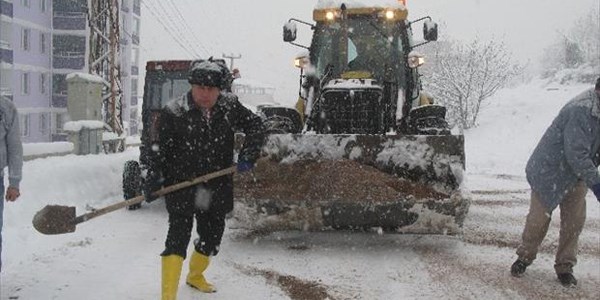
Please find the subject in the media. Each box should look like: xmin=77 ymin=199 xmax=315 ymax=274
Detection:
xmin=557 ymin=273 xmax=577 ymax=287
xmin=510 ymin=259 xmax=529 ymax=277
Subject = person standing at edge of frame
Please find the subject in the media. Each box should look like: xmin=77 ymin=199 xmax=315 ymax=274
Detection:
xmin=510 ymin=77 xmax=600 ymax=287
xmin=0 ymin=95 xmax=23 ymax=274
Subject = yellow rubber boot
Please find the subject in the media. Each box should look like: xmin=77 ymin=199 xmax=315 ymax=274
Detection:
xmin=186 ymin=251 xmax=216 ymax=293
xmin=162 ymin=255 xmax=184 ymax=300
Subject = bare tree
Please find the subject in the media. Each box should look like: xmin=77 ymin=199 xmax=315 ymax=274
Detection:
xmin=541 ymin=8 xmax=600 ymax=81
xmin=421 ymin=38 xmax=521 ymax=129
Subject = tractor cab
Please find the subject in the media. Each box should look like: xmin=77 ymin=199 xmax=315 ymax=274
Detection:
xmin=284 ymin=1 xmax=440 ymax=134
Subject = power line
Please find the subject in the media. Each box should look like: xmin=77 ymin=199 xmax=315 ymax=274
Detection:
xmin=122 ymin=27 xmax=150 ymax=55
xmin=147 ymin=0 xmax=202 ymax=57
xmin=164 ymin=0 xmax=212 ymax=57
xmin=140 ymin=0 xmax=198 ymax=58
xmin=144 ymin=0 xmax=201 ymax=57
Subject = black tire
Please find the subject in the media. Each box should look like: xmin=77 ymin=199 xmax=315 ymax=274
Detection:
xmin=123 ymin=160 xmax=142 ymax=210
xmin=264 ymin=115 xmax=297 ymax=134
xmin=407 ymin=105 xmax=451 ymax=135
xmin=259 ymin=107 xmax=303 ymax=134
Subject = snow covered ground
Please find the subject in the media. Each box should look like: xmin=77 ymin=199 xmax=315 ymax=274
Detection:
xmin=1 ymin=81 xmax=599 ymax=299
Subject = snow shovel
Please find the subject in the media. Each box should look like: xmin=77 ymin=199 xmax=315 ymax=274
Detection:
xmin=32 ymin=164 xmax=242 ymax=235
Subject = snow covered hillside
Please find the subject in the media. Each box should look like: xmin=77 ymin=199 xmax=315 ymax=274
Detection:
xmin=1 ymin=81 xmax=599 ymax=299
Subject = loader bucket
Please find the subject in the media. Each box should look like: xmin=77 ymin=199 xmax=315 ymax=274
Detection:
xmin=233 ymin=133 xmax=468 ymax=234
xmin=264 ymin=134 xmax=465 ymax=191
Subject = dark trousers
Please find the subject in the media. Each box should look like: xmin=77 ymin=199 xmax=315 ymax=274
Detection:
xmin=161 ymin=185 xmax=228 ymax=258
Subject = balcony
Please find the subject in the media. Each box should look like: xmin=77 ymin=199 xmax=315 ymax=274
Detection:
xmin=53 ymin=12 xmax=86 ymax=30
xmin=52 ymin=133 xmax=68 ymax=142
xmin=52 ymin=94 xmax=67 ymax=108
xmin=0 ymin=47 xmax=12 ymax=64
xmin=0 ymin=87 xmax=12 ymax=100
xmin=0 ymin=0 xmax=13 ymax=18
xmin=53 ymin=52 xmax=85 ymax=69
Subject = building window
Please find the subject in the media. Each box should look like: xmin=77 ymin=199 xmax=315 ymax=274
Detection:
xmin=22 ymin=0 xmax=30 ymax=8
xmin=52 ymin=74 xmax=67 ymax=95
xmin=132 ymin=17 xmax=140 ymax=44
xmin=131 ymin=48 xmax=139 ymax=66
xmin=131 ymin=78 xmax=138 ymax=97
xmin=40 ymin=73 xmax=47 ymax=94
xmin=40 ymin=0 xmax=46 ymax=12
xmin=130 ymin=108 xmax=138 ymax=120
xmin=132 ymin=17 xmax=140 ymax=36
xmin=133 ymin=0 xmax=140 ymax=14
xmin=0 ymin=20 xmax=11 ymax=49
xmin=20 ymin=114 xmax=30 ymax=137
xmin=54 ymin=112 xmax=66 ymax=133
xmin=0 ymin=66 xmax=11 ymax=97
xmin=21 ymin=73 xmax=29 ymax=95
xmin=40 ymin=33 xmax=46 ymax=53
xmin=53 ymin=34 xmax=86 ymax=56
xmin=39 ymin=112 xmax=49 ymax=134
xmin=22 ymin=28 xmax=30 ymax=51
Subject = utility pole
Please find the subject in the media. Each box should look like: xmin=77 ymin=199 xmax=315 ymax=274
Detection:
xmin=222 ymin=53 xmax=242 ymax=70
xmin=89 ymin=0 xmax=123 ymax=144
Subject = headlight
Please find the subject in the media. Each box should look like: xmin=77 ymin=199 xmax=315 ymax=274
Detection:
xmin=385 ymin=10 xmax=395 ymax=19
xmin=325 ymin=11 xmax=335 ymax=21
xmin=408 ymin=51 xmax=425 ymax=68
xmin=294 ymin=56 xmax=309 ymax=69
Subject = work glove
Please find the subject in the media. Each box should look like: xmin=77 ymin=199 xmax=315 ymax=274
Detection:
xmin=592 ymin=183 xmax=600 ymax=203
xmin=237 ymin=160 xmax=254 ymax=173
xmin=142 ymin=171 xmax=163 ymax=203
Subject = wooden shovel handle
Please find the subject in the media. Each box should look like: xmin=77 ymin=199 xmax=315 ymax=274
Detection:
xmin=72 ymin=165 xmax=237 ymax=225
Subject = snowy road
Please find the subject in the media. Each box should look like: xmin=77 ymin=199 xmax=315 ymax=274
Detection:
xmin=1 ymin=151 xmax=598 ymax=299
xmin=1 ymin=82 xmax=599 ymax=299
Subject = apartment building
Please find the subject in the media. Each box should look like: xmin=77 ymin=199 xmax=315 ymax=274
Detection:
xmin=0 ymin=0 xmax=141 ymax=143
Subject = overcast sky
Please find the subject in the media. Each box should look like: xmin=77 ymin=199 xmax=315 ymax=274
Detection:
xmin=140 ymin=0 xmax=599 ymax=105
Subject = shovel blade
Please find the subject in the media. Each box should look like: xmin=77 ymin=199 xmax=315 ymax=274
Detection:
xmin=32 ymin=205 xmax=77 ymax=235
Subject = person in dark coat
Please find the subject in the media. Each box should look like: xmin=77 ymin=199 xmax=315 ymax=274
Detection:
xmin=510 ymin=77 xmax=600 ymax=287
xmin=157 ymin=60 xmax=264 ymax=299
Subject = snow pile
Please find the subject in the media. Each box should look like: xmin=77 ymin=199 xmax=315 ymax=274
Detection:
xmin=63 ymin=120 xmax=105 ymax=132
xmin=376 ymin=137 xmax=433 ymax=170
xmin=102 ymin=132 xmax=125 ymax=141
xmin=543 ymin=64 xmax=598 ymax=86
xmin=263 ymin=134 xmax=356 ymax=162
xmin=23 ymin=142 xmax=73 ymax=157
xmin=65 ymin=72 xmax=108 ymax=85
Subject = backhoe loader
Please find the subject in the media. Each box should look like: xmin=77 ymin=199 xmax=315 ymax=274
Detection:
xmin=123 ymin=1 xmax=468 ymax=234
xmin=236 ymin=0 xmax=468 ymax=233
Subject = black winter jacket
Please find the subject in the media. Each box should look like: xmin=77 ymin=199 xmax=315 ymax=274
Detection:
xmin=158 ymin=91 xmax=264 ymax=215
